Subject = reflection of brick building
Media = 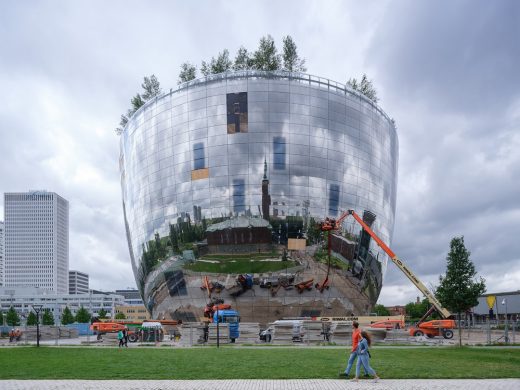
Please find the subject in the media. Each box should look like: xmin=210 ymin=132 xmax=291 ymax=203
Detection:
xmin=386 ymin=305 xmax=406 ymax=316
xmin=330 ymin=234 xmax=356 ymax=261
xmin=261 ymin=158 xmax=271 ymax=220
xmin=206 ymin=217 xmax=272 ymax=252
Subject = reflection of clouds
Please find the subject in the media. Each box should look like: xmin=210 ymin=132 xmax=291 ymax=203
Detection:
xmin=144 ymin=255 xmax=184 ymax=298
xmin=121 ymin=74 xmax=397 ymax=305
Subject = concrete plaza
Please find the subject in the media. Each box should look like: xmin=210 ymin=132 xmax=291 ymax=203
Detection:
xmin=1 ymin=379 xmax=519 ymax=390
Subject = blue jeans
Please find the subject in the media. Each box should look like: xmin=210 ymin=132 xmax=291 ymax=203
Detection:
xmin=356 ymin=353 xmax=376 ymax=377
xmin=345 ymin=351 xmax=367 ymax=375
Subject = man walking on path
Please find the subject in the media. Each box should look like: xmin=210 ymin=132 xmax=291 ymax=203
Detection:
xmin=340 ymin=321 xmax=367 ymax=377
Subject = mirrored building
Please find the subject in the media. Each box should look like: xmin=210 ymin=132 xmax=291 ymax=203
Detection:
xmin=119 ymin=71 xmax=398 ymax=324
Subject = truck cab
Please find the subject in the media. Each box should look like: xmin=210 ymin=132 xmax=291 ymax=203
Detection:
xmin=213 ymin=309 xmax=240 ymax=342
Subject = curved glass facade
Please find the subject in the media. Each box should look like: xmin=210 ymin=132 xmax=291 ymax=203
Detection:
xmin=120 ymin=71 xmax=398 ymax=323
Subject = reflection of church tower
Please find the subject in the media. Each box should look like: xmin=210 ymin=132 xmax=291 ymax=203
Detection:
xmin=261 ymin=158 xmax=271 ymax=220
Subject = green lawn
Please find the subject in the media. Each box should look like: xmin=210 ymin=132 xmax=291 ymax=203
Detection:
xmin=1 ymin=347 xmax=519 ymax=379
xmin=184 ymin=258 xmax=296 ymax=273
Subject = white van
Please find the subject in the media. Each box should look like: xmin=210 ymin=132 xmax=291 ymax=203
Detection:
xmin=260 ymin=320 xmax=304 ymax=342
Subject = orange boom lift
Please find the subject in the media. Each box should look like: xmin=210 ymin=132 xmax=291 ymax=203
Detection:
xmin=319 ymin=209 xmax=455 ymax=339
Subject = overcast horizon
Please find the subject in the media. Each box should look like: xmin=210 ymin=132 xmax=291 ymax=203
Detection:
xmin=1 ymin=0 xmax=519 ymax=306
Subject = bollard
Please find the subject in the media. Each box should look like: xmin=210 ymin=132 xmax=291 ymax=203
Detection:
xmin=486 ymin=317 xmax=491 ymax=345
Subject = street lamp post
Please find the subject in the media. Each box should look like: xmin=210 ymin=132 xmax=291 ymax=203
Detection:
xmin=32 ymin=304 xmax=43 ymax=347
xmin=502 ymin=298 xmax=509 ymax=343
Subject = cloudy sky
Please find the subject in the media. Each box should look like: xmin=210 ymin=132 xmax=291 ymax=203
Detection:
xmin=1 ymin=0 xmax=518 ymax=305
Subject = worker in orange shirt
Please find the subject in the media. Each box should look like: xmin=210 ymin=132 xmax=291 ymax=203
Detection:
xmin=339 ymin=321 xmax=368 ymax=378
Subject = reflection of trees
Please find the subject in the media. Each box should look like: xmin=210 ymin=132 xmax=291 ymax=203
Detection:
xmin=141 ymin=218 xmax=210 ymax=276
xmin=168 ymin=218 xmax=207 ymax=253
xmin=306 ymin=217 xmax=322 ymax=244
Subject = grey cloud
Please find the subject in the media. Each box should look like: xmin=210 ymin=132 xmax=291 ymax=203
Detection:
xmin=2 ymin=0 xmax=518 ymax=301
xmin=368 ymin=0 xmax=520 ymax=114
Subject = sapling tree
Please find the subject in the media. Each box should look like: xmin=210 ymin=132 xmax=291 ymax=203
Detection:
xmin=436 ymin=236 xmax=486 ymax=346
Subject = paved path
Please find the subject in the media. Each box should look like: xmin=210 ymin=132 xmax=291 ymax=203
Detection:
xmin=1 ymin=379 xmax=519 ymax=389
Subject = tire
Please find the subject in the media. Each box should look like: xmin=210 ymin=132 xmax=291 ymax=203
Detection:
xmin=128 ymin=334 xmax=138 ymax=343
xmin=96 ymin=333 xmax=103 ymax=340
xmin=414 ymin=330 xmax=424 ymax=337
xmin=443 ymin=330 xmax=454 ymax=339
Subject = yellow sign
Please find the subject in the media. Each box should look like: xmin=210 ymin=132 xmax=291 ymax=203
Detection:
xmin=486 ymin=295 xmax=496 ymax=309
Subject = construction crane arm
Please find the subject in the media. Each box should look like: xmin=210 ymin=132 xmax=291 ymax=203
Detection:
xmin=333 ymin=210 xmax=451 ymax=319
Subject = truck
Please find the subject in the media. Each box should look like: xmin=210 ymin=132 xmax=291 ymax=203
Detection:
xmin=320 ymin=209 xmax=456 ymax=339
xmin=213 ymin=309 xmax=240 ymax=342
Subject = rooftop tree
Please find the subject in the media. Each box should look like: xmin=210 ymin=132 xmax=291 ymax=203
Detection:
xmin=141 ymin=75 xmax=162 ymax=100
xmin=178 ymin=62 xmax=197 ymax=84
xmin=252 ymin=35 xmax=281 ymax=71
xmin=201 ymin=49 xmax=233 ymax=76
xmin=282 ymin=35 xmax=306 ymax=72
xmin=347 ymin=73 xmax=379 ymax=103
xmin=115 ymin=74 xmax=162 ymax=134
xmin=233 ymin=46 xmax=252 ymax=70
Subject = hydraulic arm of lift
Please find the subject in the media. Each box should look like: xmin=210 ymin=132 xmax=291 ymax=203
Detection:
xmin=320 ymin=209 xmax=451 ymax=319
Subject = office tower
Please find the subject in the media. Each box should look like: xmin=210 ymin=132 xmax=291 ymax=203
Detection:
xmin=0 ymin=221 xmax=4 ymax=286
xmin=4 ymin=191 xmax=69 ymax=293
xmin=69 ymin=270 xmax=89 ymax=294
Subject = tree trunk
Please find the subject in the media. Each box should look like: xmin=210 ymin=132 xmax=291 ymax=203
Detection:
xmin=458 ymin=312 xmax=462 ymax=347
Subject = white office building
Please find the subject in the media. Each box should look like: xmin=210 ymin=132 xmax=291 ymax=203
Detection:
xmin=0 ymin=221 xmax=4 ymax=286
xmin=0 ymin=286 xmax=125 ymax=322
xmin=4 ymin=191 xmax=69 ymax=293
xmin=69 ymin=270 xmax=89 ymax=294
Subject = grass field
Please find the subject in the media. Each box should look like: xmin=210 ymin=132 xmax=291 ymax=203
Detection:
xmin=184 ymin=257 xmax=296 ymax=273
xmin=1 ymin=347 xmax=519 ymax=379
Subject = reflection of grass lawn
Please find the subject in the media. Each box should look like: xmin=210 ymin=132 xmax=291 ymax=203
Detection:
xmin=184 ymin=256 xmax=296 ymax=273
xmin=1 ymin=347 xmax=519 ymax=379
xmin=314 ymin=248 xmax=350 ymax=270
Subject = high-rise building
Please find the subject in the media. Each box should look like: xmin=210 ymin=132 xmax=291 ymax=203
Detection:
xmin=69 ymin=270 xmax=89 ymax=294
xmin=114 ymin=288 xmax=144 ymax=306
xmin=0 ymin=221 xmax=4 ymax=286
xmin=4 ymin=191 xmax=69 ymax=293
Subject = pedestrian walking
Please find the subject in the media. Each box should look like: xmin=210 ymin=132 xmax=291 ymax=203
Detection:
xmin=123 ymin=328 xmax=129 ymax=348
xmin=117 ymin=329 xmax=124 ymax=348
xmin=339 ymin=321 xmax=368 ymax=378
xmin=352 ymin=331 xmax=380 ymax=382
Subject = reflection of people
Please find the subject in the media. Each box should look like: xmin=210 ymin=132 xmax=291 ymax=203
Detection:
xmin=203 ymin=324 xmax=209 ymax=342
xmin=352 ymin=331 xmax=380 ymax=382
xmin=340 ymin=321 xmax=367 ymax=378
